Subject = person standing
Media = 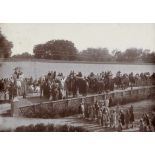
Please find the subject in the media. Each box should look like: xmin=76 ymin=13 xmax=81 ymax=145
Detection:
xmin=101 ymin=108 xmax=107 ymax=127
xmin=97 ymin=108 xmax=102 ymax=125
xmin=113 ymin=110 xmax=117 ymax=128
xmin=8 ymin=82 xmax=15 ymax=101
xmin=39 ymin=77 xmax=44 ymax=98
xmin=104 ymin=96 xmax=109 ymax=107
xmin=117 ymin=119 xmax=123 ymax=132
xmin=139 ymin=119 xmax=144 ymax=132
xmin=110 ymin=110 xmax=117 ymax=129
xmin=120 ymin=110 xmax=125 ymax=126
xmin=151 ymin=114 xmax=155 ymax=131
xmin=129 ymin=105 xmax=134 ymax=128
xmin=94 ymin=101 xmax=99 ymax=120
xmin=125 ymin=109 xmax=130 ymax=129
xmin=89 ymin=105 xmax=94 ymax=121
xmin=116 ymin=103 xmax=120 ymax=127
xmin=79 ymin=99 xmax=85 ymax=118
xmin=110 ymin=110 xmax=114 ymax=128
xmin=109 ymin=96 xmax=113 ymax=107
xmin=143 ymin=113 xmax=151 ymax=131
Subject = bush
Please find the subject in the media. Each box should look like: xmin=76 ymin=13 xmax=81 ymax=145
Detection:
xmin=47 ymin=124 xmax=55 ymax=132
xmin=25 ymin=124 xmax=36 ymax=132
xmin=34 ymin=123 xmax=47 ymax=132
xmin=14 ymin=123 xmax=87 ymax=132
xmin=15 ymin=125 xmax=27 ymax=132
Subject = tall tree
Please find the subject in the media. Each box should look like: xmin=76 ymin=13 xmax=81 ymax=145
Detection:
xmin=0 ymin=28 xmax=13 ymax=58
xmin=33 ymin=40 xmax=78 ymax=60
xmin=124 ymin=48 xmax=142 ymax=62
xmin=79 ymin=48 xmax=112 ymax=61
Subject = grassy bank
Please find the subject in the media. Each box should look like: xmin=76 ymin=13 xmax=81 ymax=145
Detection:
xmin=0 ymin=58 xmax=155 ymax=65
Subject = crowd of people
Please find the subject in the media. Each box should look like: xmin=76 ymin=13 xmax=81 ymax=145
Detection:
xmin=0 ymin=68 xmax=155 ymax=101
xmin=1 ymin=68 xmax=155 ymax=132
xmin=139 ymin=112 xmax=155 ymax=132
xmin=79 ymin=98 xmax=135 ymax=131
xmin=79 ymin=98 xmax=155 ymax=132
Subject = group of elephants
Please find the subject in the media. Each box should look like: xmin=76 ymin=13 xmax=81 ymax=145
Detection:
xmin=1 ymin=69 xmax=155 ymax=101
xmin=64 ymin=71 xmax=155 ymax=98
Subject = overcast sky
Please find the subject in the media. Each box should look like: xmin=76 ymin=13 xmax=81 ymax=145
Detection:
xmin=0 ymin=23 xmax=155 ymax=55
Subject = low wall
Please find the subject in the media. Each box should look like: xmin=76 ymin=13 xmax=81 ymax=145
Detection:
xmin=11 ymin=86 xmax=155 ymax=118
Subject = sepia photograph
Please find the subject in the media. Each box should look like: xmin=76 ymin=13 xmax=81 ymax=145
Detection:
xmin=0 ymin=23 xmax=155 ymax=132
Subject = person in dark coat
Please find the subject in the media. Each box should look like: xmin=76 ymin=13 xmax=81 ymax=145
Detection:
xmin=139 ymin=119 xmax=144 ymax=132
xmin=117 ymin=119 xmax=123 ymax=132
xmin=0 ymin=79 xmax=5 ymax=92
xmin=129 ymin=105 xmax=134 ymax=128
xmin=125 ymin=109 xmax=130 ymax=129
xmin=143 ymin=113 xmax=151 ymax=131
xmin=71 ymin=76 xmax=77 ymax=97
xmin=151 ymin=114 xmax=155 ymax=131
xmin=109 ymin=96 xmax=113 ymax=107
xmin=39 ymin=78 xmax=45 ymax=98
xmin=120 ymin=110 xmax=125 ymax=126
xmin=53 ymin=71 xmax=56 ymax=80
xmin=8 ymin=82 xmax=15 ymax=100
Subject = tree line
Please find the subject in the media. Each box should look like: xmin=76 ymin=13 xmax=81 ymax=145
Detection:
xmin=13 ymin=40 xmax=155 ymax=63
xmin=0 ymin=30 xmax=155 ymax=63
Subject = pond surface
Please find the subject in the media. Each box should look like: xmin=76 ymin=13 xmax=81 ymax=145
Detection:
xmin=0 ymin=61 xmax=155 ymax=78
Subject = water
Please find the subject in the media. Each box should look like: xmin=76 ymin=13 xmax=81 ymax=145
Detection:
xmin=0 ymin=61 xmax=155 ymax=78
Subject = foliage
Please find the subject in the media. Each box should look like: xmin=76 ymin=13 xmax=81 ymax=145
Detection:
xmin=14 ymin=123 xmax=88 ymax=132
xmin=33 ymin=41 xmax=155 ymax=63
xmin=12 ymin=52 xmax=33 ymax=59
xmin=33 ymin=40 xmax=78 ymax=60
xmin=0 ymin=30 xmax=152 ymax=63
xmin=0 ymin=28 xmax=13 ymax=58
xmin=141 ymin=50 xmax=155 ymax=63
xmin=112 ymin=48 xmax=155 ymax=63
xmin=78 ymin=48 xmax=113 ymax=61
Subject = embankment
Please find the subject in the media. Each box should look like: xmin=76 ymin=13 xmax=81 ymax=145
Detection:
xmin=11 ymin=86 xmax=155 ymax=118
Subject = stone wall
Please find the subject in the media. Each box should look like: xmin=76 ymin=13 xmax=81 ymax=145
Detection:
xmin=11 ymin=86 xmax=155 ymax=118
